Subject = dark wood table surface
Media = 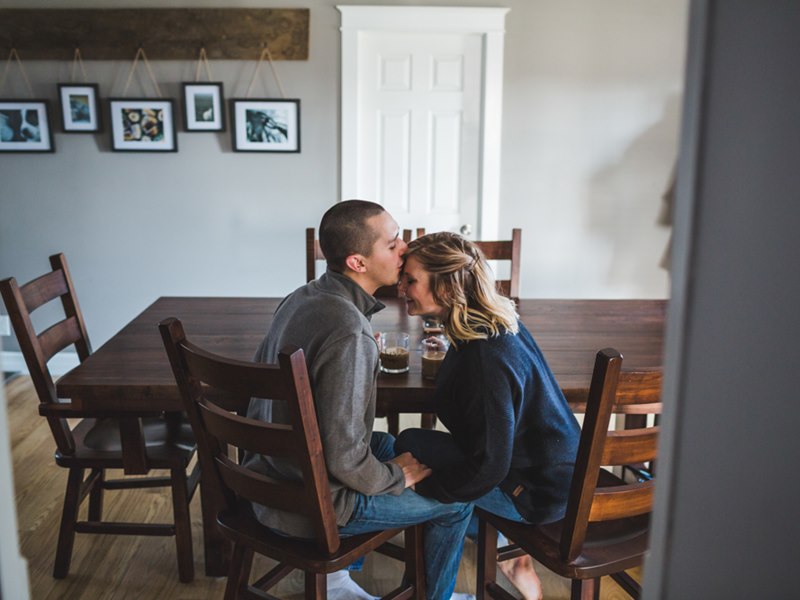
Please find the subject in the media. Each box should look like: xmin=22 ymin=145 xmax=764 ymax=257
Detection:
xmin=55 ymin=295 xmax=666 ymax=576
xmin=58 ymin=296 xmax=666 ymax=412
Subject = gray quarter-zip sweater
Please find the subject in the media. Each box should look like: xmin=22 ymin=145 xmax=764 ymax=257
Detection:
xmin=243 ymin=270 xmax=406 ymax=537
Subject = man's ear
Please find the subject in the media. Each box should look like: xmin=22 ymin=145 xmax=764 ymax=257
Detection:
xmin=345 ymin=254 xmax=367 ymax=273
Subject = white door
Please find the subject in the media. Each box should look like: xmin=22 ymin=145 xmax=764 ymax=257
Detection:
xmin=340 ymin=6 xmax=509 ymax=239
xmin=357 ymin=32 xmax=481 ymax=234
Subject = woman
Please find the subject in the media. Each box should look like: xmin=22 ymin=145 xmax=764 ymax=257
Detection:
xmin=395 ymin=232 xmax=581 ymax=600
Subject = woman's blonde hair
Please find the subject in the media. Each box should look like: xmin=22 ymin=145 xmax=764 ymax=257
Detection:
xmin=404 ymin=232 xmax=518 ymax=343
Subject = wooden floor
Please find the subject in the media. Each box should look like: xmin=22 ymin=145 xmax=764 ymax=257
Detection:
xmin=6 ymin=375 xmax=639 ymax=599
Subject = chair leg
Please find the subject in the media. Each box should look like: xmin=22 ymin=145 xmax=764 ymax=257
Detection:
xmin=476 ymin=517 xmax=499 ymax=600
xmin=571 ymin=578 xmax=600 ymax=600
xmin=87 ymin=468 xmax=105 ymax=521
xmin=224 ymin=543 xmax=254 ymax=600
xmin=305 ymin=571 xmax=326 ymax=600
xmin=53 ymin=467 xmax=84 ymax=579
xmin=405 ymin=524 xmax=426 ymax=599
xmin=610 ymin=571 xmax=642 ymax=599
xmin=170 ymin=467 xmax=194 ymax=583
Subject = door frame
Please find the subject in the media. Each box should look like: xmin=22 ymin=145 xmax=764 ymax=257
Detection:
xmin=338 ymin=5 xmax=509 ymax=239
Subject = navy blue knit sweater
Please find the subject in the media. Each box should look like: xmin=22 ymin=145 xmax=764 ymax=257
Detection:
xmin=425 ymin=321 xmax=580 ymax=524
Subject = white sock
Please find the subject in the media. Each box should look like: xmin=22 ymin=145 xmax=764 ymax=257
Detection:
xmin=450 ymin=594 xmax=476 ymax=600
xmin=326 ymin=569 xmax=378 ymax=600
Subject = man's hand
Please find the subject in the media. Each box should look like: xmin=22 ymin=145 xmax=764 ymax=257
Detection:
xmin=390 ymin=452 xmax=432 ymax=488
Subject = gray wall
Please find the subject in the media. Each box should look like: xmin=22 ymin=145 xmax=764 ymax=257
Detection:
xmin=645 ymin=1 xmax=800 ymax=597
xmin=1 ymin=0 xmax=687 ymax=351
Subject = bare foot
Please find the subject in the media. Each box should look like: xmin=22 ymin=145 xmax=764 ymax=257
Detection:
xmin=498 ymin=555 xmax=543 ymax=600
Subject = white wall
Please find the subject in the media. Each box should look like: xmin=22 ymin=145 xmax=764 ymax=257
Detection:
xmin=0 ymin=0 xmax=687 ymax=351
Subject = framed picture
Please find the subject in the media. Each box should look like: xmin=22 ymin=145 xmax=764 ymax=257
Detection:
xmin=58 ymin=83 xmax=102 ymax=133
xmin=182 ymin=82 xmax=225 ymax=132
xmin=230 ymin=98 xmax=300 ymax=153
xmin=108 ymin=98 xmax=177 ymax=152
xmin=0 ymin=100 xmax=54 ymax=153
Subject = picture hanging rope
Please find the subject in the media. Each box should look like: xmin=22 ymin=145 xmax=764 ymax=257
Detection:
xmin=0 ymin=48 xmax=34 ymax=97
xmin=245 ymin=45 xmax=286 ymax=99
xmin=122 ymin=47 xmax=163 ymax=97
xmin=194 ymin=47 xmax=214 ymax=82
xmin=70 ymin=47 xmax=90 ymax=83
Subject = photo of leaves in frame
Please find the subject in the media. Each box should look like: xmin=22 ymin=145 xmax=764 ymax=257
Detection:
xmin=231 ymin=99 xmax=300 ymax=153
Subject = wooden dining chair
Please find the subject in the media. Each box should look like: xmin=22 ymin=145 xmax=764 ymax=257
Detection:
xmin=306 ymin=226 xmax=414 ymax=297
xmin=159 ymin=317 xmax=426 ymax=600
xmin=0 ymin=254 xmax=199 ymax=581
xmin=476 ymin=348 xmax=662 ymax=600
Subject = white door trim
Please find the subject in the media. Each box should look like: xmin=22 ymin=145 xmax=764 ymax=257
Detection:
xmin=338 ymin=5 xmax=509 ymax=239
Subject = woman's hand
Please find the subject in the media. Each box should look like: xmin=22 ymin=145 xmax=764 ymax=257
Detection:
xmin=390 ymin=451 xmax=432 ymax=488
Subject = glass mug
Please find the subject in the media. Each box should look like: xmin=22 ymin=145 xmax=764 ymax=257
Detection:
xmin=379 ymin=332 xmax=410 ymax=374
xmin=421 ymin=335 xmax=449 ymax=380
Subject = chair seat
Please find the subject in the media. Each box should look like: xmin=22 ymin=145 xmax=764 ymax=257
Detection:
xmin=477 ymin=508 xmax=649 ymax=581
xmin=218 ymin=509 xmax=405 ymax=573
xmin=55 ymin=416 xmax=196 ymax=468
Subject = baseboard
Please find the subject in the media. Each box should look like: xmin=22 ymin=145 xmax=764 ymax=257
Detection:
xmin=1 ymin=351 xmax=79 ymax=376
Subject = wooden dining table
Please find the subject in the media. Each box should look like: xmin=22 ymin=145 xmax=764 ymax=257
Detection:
xmin=56 ymin=295 xmax=666 ymax=576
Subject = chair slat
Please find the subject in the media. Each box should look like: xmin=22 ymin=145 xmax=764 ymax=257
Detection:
xmin=183 ymin=342 xmax=293 ymax=400
xmin=198 ymin=400 xmax=301 ymax=459
xmin=476 ymin=240 xmax=512 ymax=259
xmin=215 ymin=456 xmax=314 ymax=516
xmin=38 ymin=316 xmax=83 ymax=362
xmin=601 ymin=427 xmax=659 ymax=465
xmin=569 ymin=401 xmax=661 ymax=415
xmin=589 ymin=480 xmax=655 ymax=521
xmin=20 ymin=269 xmax=69 ymax=313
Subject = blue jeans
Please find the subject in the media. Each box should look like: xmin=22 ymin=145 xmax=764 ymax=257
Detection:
xmin=394 ymin=428 xmax=529 ymax=540
xmin=339 ymin=432 xmax=473 ymax=600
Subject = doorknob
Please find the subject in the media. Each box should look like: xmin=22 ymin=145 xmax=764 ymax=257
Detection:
xmin=460 ymin=224 xmax=472 ymax=236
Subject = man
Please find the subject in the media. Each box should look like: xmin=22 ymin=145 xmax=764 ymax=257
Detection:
xmin=245 ymin=200 xmax=473 ymax=600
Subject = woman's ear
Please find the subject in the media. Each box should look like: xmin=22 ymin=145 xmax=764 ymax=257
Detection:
xmin=344 ymin=254 xmax=367 ymax=273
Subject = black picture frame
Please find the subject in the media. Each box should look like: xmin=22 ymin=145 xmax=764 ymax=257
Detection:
xmin=182 ymin=82 xmax=226 ymax=132
xmin=0 ymin=100 xmax=55 ymax=153
xmin=230 ymin=98 xmax=300 ymax=153
xmin=108 ymin=98 xmax=177 ymax=152
xmin=58 ymin=83 xmax=102 ymax=133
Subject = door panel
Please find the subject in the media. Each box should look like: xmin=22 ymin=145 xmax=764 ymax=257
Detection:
xmin=359 ymin=32 xmax=482 ymax=234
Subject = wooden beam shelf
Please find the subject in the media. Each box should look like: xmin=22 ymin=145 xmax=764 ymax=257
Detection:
xmin=0 ymin=8 xmax=309 ymax=60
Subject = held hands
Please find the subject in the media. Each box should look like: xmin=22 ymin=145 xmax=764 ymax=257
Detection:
xmin=390 ymin=451 xmax=432 ymax=488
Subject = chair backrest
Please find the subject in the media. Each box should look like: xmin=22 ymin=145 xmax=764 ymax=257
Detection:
xmin=305 ymin=227 xmax=414 ymax=297
xmin=0 ymin=253 xmax=92 ymax=454
xmin=559 ymin=348 xmax=662 ymax=562
xmin=159 ymin=317 xmax=341 ymax=555
xmin=412 ymin=228 xmax=522 ymax=298
xmin=477 ymin=228 xmax=521 ymax=299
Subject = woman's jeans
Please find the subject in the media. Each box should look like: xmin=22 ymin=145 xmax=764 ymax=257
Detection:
xmin=394 ymin=428 xmax=529 ymax=540
xmin=339 ymin=432 xmax=473 ymax=600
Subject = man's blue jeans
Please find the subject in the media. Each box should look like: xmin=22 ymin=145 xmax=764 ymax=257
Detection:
xmin=394 ymin=428 xmax=529 ymax=540
xmin=339 ymin=432 xmax=473 ymax=600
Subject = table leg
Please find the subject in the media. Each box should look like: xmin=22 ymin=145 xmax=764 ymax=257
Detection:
xmin=119 ymin=418 xmax=148 ymax=474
